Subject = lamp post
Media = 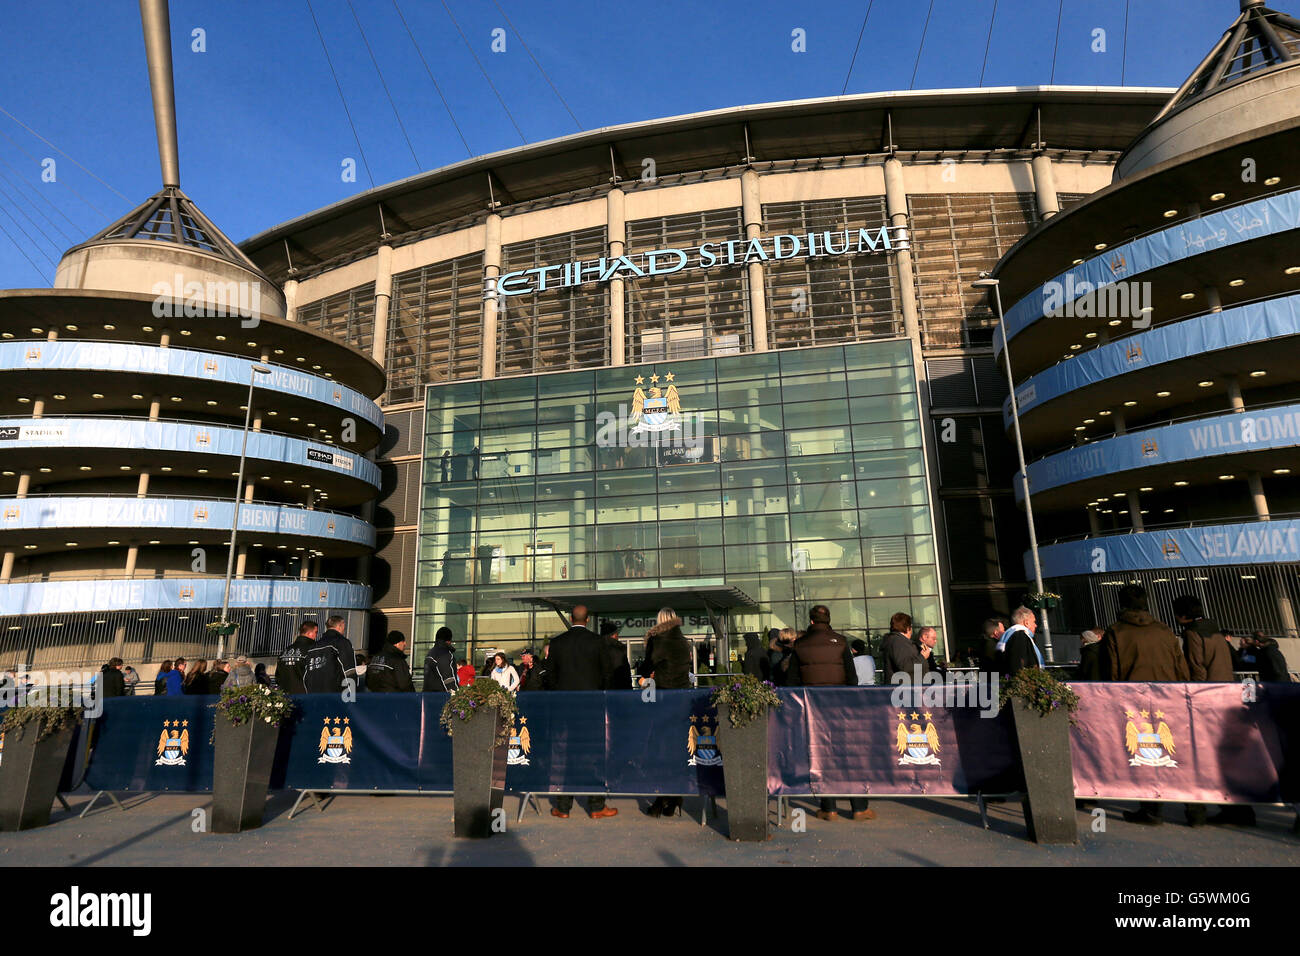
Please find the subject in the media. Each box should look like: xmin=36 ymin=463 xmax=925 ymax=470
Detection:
xmin=217 ymin=363 xmax=272 ymax=659
xmin=972 ymin=274 xmax=1054 ymax=663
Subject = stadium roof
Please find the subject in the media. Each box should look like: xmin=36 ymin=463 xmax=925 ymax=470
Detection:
xmin=241 ymin=86 xmax=1173 ymax=282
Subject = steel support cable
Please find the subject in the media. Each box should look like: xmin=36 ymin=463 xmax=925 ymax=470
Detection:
xmin=0 ymin=104 xmax=130 ymax=203
xmin=440 ymin=0 xmax=527 ymax=143
xmin=979 ymin=0 xmax=999 ymax=86
xmin=0 ymin=213 xmax=52 ymax=284
xmin=910 ymin=0 xmax=936 ymax=90
xmin=1049 ymin=0 xmax=1065 ymax=83
xmin=306 ymin=0 xmax=375 ymax=188
xmin=1121 ymin=0 xmax=1131 ymax=84
xmin=0 ymin=122 xmax=108 ymax=220
xmin=347 ymin=0 xmax=422 ymax=170
xmin=391 ymin=0 xmax=474 ymax=157
xmin=489 ymin=0 xmax=582 ymax=130
xmin=841 ymin=0 xmax=876 ymax=95
xmin=0 ymin=177 xmax=61 ymax=265
xmin=0 ymin=157 xmax=76 ymax=244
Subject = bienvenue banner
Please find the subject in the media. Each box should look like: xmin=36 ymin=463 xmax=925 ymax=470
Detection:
xmin=76 ymin=685 xmax=1300 ymax=802
xmin=1021 ymin=403 xmax=1300 ymax=498
xmin=1007 ymin=294 xmax=1300 ymax=424
xmin=1033 ymin=519 xmax=1300 ymax=578
xmin=0 ymin=418 xmax=380 ymax=488
xmin=0 ymin=577 xmax=371 ymax=616
xmin=0 ymin=497 xmax=374 ymax=547
xmin=1000 ymin=190 xmax=1300 ymax=350
xmin=0 ymin=341 xmax=382 ymax=429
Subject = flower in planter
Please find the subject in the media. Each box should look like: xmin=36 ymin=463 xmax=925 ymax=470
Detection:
xmin=440 ymin=678 xmax=517 ymax=748
xmin=998 ymin=668 xmax=1080 ymax=723
xmin=710 ymin=675 xmax=782 ymax=728
xmin=0 ymin=704 xmax=83 ymax=743
xmin=210 ymin=682 xmax=296 ymax=740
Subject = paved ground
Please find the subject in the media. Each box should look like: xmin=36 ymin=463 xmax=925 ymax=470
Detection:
xmin=1 ymin=788 xmax=1296 ymax=866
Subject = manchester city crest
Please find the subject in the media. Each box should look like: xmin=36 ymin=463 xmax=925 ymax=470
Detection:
xmin=895 ymin=711 xmax=941 ymax=766
xmin=508 ymin=715 xmax=531 ymax=766
xmin=1124 ymin=709 xmax=1177 ymax=767
xmin=317 ymin=717 xmax=353 ymax=764
xmin=688 ymin=714 xmax=722 ymax=767
xmin=630 ymin=373 xmax=682 ymax=435
xmin=154 ymin=720 xmax=190 ymax=766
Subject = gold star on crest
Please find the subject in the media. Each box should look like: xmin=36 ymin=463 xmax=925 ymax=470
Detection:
xmin=1140 ymin=710 xmax=1149 ymax=719
xmin=650 ymin=373 xmax=659 ymax=384
xmin=909 ymin=712 xmax=919 ymax=721
xmin=664 ymin=372 xmax=674 ymax=382
xmin=634 ymin=375 xmax=644 ymax=385
xmin=1125 ymin=710 xmax=1136 ymax=719
xmin=923 ymin=712 xmax=933 ymax=722
xmin=1154 ymin=710 xmax=1164 ymax=719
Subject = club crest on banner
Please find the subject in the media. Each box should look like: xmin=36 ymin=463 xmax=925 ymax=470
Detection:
xmin=630 ymin=372 xmax=682 ymax=435
xmin=317 ymin=717 xmax=353 ymax=764
xmin=688 ymin=714 xmax=722 ymax=767
xmin=895 ymin=711 xmax=941 ymax=766
xmin=154 ymin=719 xmax=190 ymax=766
xmin=508 ymin=715 xmax=531 ymax=766
xmin=1125 ymin=709 xmax=1177 ymax=767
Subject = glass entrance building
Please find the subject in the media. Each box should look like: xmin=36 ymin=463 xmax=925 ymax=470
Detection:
xmin=416 ymin=338 xmax=940 ymax=665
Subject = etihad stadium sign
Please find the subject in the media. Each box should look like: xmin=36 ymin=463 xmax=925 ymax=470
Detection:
xmin=489 ymin=224 xmax=905 ymax=298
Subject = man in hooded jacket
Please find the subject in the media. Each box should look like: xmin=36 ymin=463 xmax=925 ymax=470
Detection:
xmin=367 ymin=632 xmax=415 ymax=692
xmin=423 ymin=627 xmax=459 ymax=692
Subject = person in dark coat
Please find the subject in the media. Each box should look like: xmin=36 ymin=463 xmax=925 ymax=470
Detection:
xmin=769 ymin=627 xmax=798 ymax=685
xmin=304 ymin=615 xmax=357 ymax=694
xmin=998 ymin=607 xmax=1044 ymax=678
xmin=881 ymin=612 xmax=926 ymax=684
xmin=276 ymin=620 xmax=317 ymax=695
xmin=643 ymin=608 xmax=692 ymax=818
xmin=368 ymin=632 xmax=415 ymax=692
xmin=1247 ymin=632 xmax=1292 ymax=683
xmin=979 ymin=617 xmax=1008 ymax=673
xmin=543 ymin=604 xmax=616 ymax=819
xmin=423 ymin=627 xmax=459 ymax=692
xmin=600 ymin=621 xmax=632 ymax=690
xmin=254 ymin=662 xmax=273 ymax=687
xmin=1077 ymin=630 xmax=1104 ymax=681
xmin=207 ymin=660 xmax=230 ymax=695
xmin=98 ymin=658 xmax=126 ymax=699
xmin=917 ymin=626 xmax=946 ymax=680
xmin=786 ymin=605 xmax=872 ymax=821
xmin=517 ymin=648 xmax=544 ymax=692
xmin=182 ymin=659 xmax=209 ymax=695
xmin=1172 ymin=596 xmax=1233 ymax=682
xmin=742 ymin=632 xmax=770 ymax=680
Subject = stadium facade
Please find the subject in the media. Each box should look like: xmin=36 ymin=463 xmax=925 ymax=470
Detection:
xmin=239 ymin=82 xmax=1183 ymax=669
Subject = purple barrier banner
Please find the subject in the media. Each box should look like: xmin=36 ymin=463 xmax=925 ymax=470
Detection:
xmin=1069 ymin=682 xmax=1300 ymax=803
xmin=766 ymin=688 xmax=1019 ymax=797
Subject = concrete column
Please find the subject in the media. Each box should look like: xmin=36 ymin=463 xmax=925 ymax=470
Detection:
xmin=607 ymin=188 xmax=626 ymax=366
xmin=283 ymin=278 xmax=299 ymax=323
xmin=1226 ymin=375 xmax=1245 ymax=412
xmin=1248 ymin=472 xmax=1270 ymax=520
xmin=0 ymin=471 xmax=30 ymax=582
xmin=1111 ymin=409 xmax=1126 ymax=436
xmin=158 ymin=329 xmax=170 ymax=348
xmin=372 ymin=244 xmax=393 ymax=368
xmin=1204 ymin=285 xmax=1222 ymax=314
xmin=740 ymin=170 xmax=768 ymax=352
xmin=884 ymin=157 xmax=921 ymax=346
xmin=31 ymin=397 xmax=44 ymax=419
xmin=46 ymin=329 xmax=57 ymax=342
xmin=1126 ymin=492 xmax=1144 ymax=531
xmin=1031 ymin=153 xmax=1060 ymax=221
xmin=1087 ymin=505 xmax=1101 ymax=536
xmin=481 ymin=213 xmax=503 ymax=379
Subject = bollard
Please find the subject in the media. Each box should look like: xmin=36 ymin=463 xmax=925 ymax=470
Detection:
xmin=1009 ymin=699 xmax=1078 ymax=845
xmin=451 ymin=708 xmax=507 ymax=838
xmin=715 ymin=703 xmax=770 ymax=841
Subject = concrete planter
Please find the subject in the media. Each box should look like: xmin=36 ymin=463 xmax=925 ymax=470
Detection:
xmin=451 ymin=708 xmax=507 ymax=838
xmin=212 ymin=717 xmax=281 ymax=833
xmin=1009 ymin=699 xmax=1077 ymax=845
xmin=0 ymin=718 xmax=76 ymax=831
xmin=715 ymin=703 xmax=770 ymax=842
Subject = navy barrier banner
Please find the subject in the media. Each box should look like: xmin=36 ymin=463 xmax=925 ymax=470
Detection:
xmin=76 ymin=684 xmax=1300 ymax=802
xmin=767 ymin=688 xmax=1019 ymax=797
xmin=1070 ymin=682 xmax=1300 ymax=803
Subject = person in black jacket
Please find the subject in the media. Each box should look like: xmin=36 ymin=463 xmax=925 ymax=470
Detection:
xmin=742 ymin=633 xmax=770 ymax=680
xmin=544 ymin=605 xmax=616 ymax=819
xmin=643 ymin=608 xmax=692 ymax=818
xmin=153 ymin=660 xmax=171 ymax=695
xmin=600 ymin=621 xmax=632 ymax=690
xmin=305 ymin=615 xmax=357 ymax=694
xmin=517 ymin=648 xmax=543 ymax=692
xmin=997 ymin=607 xmax=1043 ymax=677
xmin=276 ymin=621 xmax=317 ymax=695
xmin=98 ymin=658 xmax=126 ymax=699
xmin=1247 ymin=632 xmax=1292 ymax=683
xmin=368 ymin=632 xmax=415 ymax=692
xmin=423 ymin=626 xmax=459 ymax=692
xmin=881 ymin=612 xmax=927 ymax=684
xmin=208 ymin=660 xmax=230 ymax=695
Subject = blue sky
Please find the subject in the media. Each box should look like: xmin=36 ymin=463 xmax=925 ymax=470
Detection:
xmin=0 ymin=0 xmax=1238 ymax=286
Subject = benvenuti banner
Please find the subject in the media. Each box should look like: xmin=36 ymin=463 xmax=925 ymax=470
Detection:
xmin=78 ymin=685 xmax=1300 ymax=802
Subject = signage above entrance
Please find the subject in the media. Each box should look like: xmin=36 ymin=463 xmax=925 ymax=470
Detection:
xmin=489 ymin=224 xmax=905 ymax=298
